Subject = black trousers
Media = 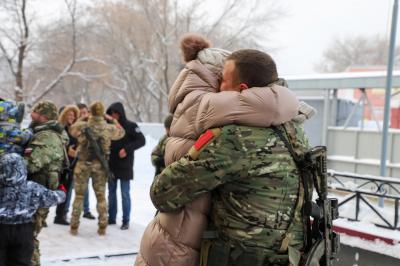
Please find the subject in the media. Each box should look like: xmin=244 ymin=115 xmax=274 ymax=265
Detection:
xmin=55 ymin=170 xmax=73 ymax=219
xmin=0 ymin=223 xmax=34 ymax=266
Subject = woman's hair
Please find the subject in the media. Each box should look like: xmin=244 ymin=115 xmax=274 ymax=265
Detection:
xmin=180 ymin=33 xmax=210 ymax=62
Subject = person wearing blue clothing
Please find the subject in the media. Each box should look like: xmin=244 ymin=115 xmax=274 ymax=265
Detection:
xmin=106 ymin=102 xmax=145 ymax=230
xmin=0 ymin=99 xmax=32 ymax=156
xmin=0 ymin=153 xmax=66 ymax=266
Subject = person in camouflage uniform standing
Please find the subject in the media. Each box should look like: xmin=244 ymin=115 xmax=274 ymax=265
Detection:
xmin=69 ymin=101 xmax=124 ymax=236
xmin=151 ymin=50 xmax=310 ymax=266
xmin=26 ymin=100 xmax=68 ymax=266
xmin=151 ymin=114 xmax=173 ymax=176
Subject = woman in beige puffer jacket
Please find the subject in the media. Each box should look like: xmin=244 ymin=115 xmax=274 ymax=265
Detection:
xmin=135 ymin=35 xmax=299 ymax=266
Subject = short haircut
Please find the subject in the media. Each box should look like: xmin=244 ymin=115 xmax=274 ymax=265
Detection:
xmin=180 ymin=33 xmax=210 ymax=62
xmin=226 ymin=49 xmax=278 ymax=88
xmin=76 ymin=103 xmax=88 ymax=110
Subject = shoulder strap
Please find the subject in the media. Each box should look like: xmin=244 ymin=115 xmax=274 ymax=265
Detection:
xmin=272 ymin=126 xmax=303 ymax=165
xmin=272 ymin=125 xmax=310 ymax=200
xmin=272 ymin=125 xmax=312 ymax=253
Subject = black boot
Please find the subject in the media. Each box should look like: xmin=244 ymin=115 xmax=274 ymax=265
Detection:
xmin=54 ymin=216 xmax=70 ymax=225
xmin=120 ymin=223 xmax=129 ymax=230
xmin=83 ymin=212 xmax=96 ymax=220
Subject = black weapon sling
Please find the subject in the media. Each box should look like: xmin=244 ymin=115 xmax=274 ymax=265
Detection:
xmin=272 ymin=125 xmax=313 ymax=252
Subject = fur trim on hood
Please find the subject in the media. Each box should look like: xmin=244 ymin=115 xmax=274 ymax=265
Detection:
xmin=58 ymin=105 xmax=79 ymax=126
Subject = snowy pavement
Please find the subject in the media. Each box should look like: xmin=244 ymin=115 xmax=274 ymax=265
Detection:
xmin=41 ymin=135 xmax=158 ymax=266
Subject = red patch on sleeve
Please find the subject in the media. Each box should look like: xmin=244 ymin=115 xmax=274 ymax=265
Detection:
xmin=194 ymin=130 xmax=215 ymax=151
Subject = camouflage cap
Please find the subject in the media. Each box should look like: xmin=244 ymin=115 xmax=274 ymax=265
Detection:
xmin=32 ymin=100 xmax=58 ymax=121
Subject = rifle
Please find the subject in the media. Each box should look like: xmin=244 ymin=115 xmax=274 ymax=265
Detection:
xmin=272 ymin=127 xmax=339 ymax=266
xmin=83 ymin=127 xmax=115 ymax=182
xmin=303 ymin=146 xmax=340 ymax=266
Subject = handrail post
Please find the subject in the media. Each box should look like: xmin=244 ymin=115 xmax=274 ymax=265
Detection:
xmin=395 ymin=199 xmax=399 ymax=228
xmin=380 ymin=0 xmax=399 ymax=207
xmin=355 ymin=192 xmax=360 ymax=221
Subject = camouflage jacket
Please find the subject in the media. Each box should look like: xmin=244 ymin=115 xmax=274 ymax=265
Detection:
xmin=70 ymin=116 xmax=125 ymax=162
xmin=151 ymin=123 xmax=309 ymax=254
xmin=151 ymin=134 xmax=168 ymax=176
xmin=26 ymin=121 xmax=69 ymax=190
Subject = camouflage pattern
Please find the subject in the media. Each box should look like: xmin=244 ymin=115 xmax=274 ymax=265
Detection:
xmin=26 ymin=120 xmax=68 ymax=266
xmin=151 ymin=122 xmax=309 ymax=265
xmin=31 ymin=100 xmax=58 ymax=121
xmin=151 ymin=134 xmax=168 ymax=176
xmin=69 ymin=115 xmax=124 ymax=234
xmin=71 ymin=160 xmax=108 ymax=230
xmin=26 ymin=121 xmax=68 ymax=189
xmin=0 ymin=99 xmax=32 ymax=155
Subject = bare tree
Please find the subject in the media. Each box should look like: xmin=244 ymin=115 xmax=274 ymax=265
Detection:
xmin=89 ymin=0 xmax=284 ymax=122
xmin=0 ymin=0 xmax=30 ymax=101
xmin=0 ymin=0 xmax=108 ymax=106
xmin=315 ymin=35 xmax=400 ymax=73
xmin=0 ymin=0 xmax=285 ymax=121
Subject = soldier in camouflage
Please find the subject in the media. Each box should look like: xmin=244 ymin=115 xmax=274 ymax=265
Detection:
xmin=151 ymin=114 xmax=173 ymax=176
xmin=69 ymin=101 xmax=125 ymax=236
xmin=26 ymin=100 xmax=68 ymax=266
xmin=151 ymin=50 xmax=310 ymax=266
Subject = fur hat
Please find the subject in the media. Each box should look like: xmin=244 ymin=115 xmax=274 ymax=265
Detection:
xmin=90 ymin=101 xmax=105 ymax=117
xmin=32 ymin=100 xmax=58 ymax=121
xmin=180 ymin=33 xmax=211 ymax=62
xmin=58 ymin=105 xmax=80 ymax=126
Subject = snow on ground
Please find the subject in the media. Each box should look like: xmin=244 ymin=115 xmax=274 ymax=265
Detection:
xmin=330 ymin=191 xmax=400 ymax=259
xmin=41 ymin=135 xmax=158 ymax=266
xmin=38 ymin=132 xmax=400 ymax=265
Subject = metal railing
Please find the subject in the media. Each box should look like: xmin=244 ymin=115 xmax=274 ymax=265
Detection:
xmin=328 ymin=170 xmax=400 ymax=230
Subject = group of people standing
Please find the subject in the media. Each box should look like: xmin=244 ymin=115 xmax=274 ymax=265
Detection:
xmin=1 ymin=31 xmax=316 ymax=266
xmin=0 ymin=99 xmax=145 ymax=266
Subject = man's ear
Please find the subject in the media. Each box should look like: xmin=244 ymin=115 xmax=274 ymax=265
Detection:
xmin=239 ymin=83 xmax=248 ymax=91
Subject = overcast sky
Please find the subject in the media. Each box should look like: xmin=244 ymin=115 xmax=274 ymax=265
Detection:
xmin=272 ymin=0 xmax=397 ymax=75
xmin=35 ymin=0 xmax=399 ymax=75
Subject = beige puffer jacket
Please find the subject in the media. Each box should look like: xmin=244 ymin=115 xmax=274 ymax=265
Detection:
xmin=135 ymin=49 xmax=299 ymax=266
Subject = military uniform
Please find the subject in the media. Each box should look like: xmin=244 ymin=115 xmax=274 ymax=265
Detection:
xmin=69 ymin=101 xmax=124 ymax=235
xmin=151 ymin=122 xmax=309 ymax=266
xmin=26 ymin=101 xmax=68 ymax=266
xmin=151 ymin=114 xmax=172 ymax=176
xmin=151 ymin=134 xmax=168 ymax=176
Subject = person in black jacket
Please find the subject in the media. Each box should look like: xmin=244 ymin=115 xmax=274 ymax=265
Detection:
xmin=106 ymin=102 xmax=145 ymax=230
